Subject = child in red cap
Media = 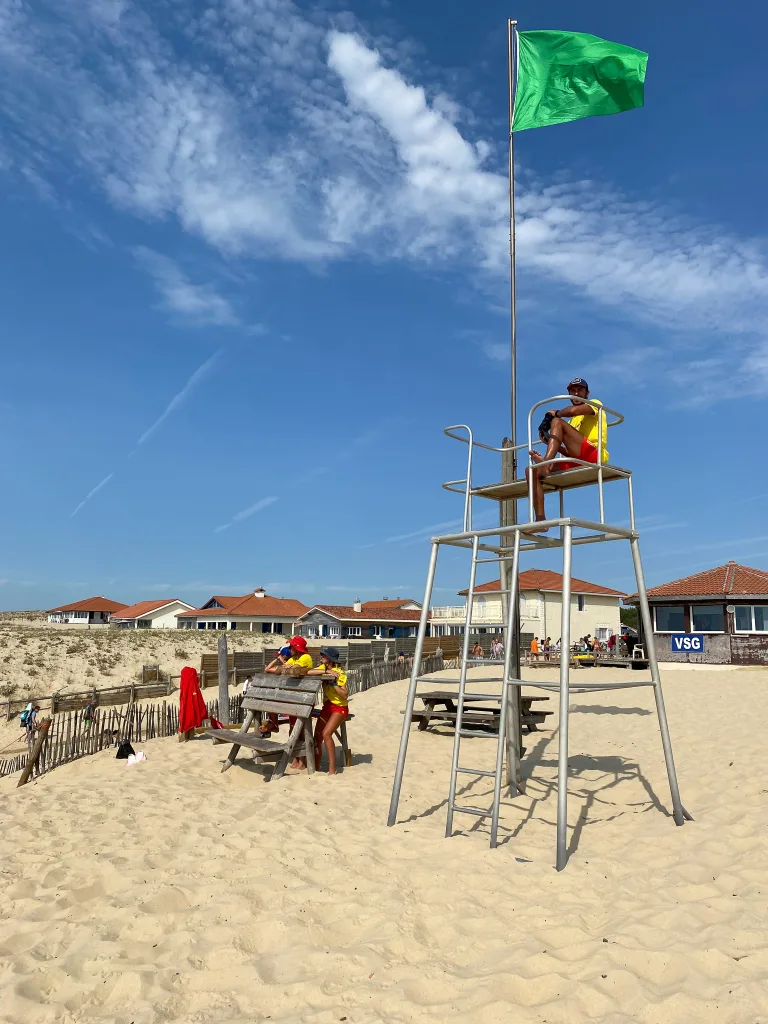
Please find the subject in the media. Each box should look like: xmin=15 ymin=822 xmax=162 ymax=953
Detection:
xmin=262 ymin=636 xmax=313 ymax=736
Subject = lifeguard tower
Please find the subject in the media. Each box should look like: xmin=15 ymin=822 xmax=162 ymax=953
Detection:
xmin=386 ymin=397 xmax=690 ymax=870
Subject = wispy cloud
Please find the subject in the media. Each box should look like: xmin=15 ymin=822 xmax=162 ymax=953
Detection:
xmin=214 ymin=496 xmax=279 ymax=534
xmin=135 ymin=350 xmax=222 ymax=449
xmin=2 ymin=4 xmax=768 ymax=394
xmin=133 ymin=247 xmax=239 ymax=326
xmin=69 ymin=472 xmax=114 ymax=518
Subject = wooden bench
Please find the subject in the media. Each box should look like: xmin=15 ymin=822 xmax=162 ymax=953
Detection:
xmin=203 ymin=672 xmax=319 ymax=780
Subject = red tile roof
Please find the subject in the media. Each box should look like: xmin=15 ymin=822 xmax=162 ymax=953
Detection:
xmin=48 ymin=597 xmax=128 ymax=614
xmin=361 ymin=599 xmax=420 ymax=609
xmin=629 ymin=561 xmax=768 ymax=600
xmin=177 ymin=593 xmax=308 ymax=619
xmin=300 ymin=605 xmax=422 ymax=622
xmin=113 ymin=599 xmax=193 ymax=620
xmin=459 ymin=570 xmax=625 ymax=598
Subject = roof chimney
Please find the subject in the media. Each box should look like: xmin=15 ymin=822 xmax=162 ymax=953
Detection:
xmin=353 ymin=600 xmax=362 ymax=613
xmin=254 ymin=587 xmax=266 ymax=598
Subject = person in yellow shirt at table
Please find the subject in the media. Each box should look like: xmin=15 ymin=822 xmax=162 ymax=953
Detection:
xmin=307 ymin=646 xmax=349 ymax=775
xmin=261 ymin=635 xmax=313 ymax=737
xmin=527 ymin=376 xmax=609 ymax=530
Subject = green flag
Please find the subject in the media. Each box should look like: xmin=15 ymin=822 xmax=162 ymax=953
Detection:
xmin=512 ymin=30 xmax=648 ymax=132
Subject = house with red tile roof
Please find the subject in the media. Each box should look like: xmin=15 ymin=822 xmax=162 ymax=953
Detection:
xmin=624 ymin=561 xmax=768 ymax=665
xmin=111 ymin=599 xmax=196 ymax=629
xmin=48 ymin=597 xmax=128 ymax=625
xmin=430 ymin=569 xmax=625 ymax=643
xmin=176 ymin=588 xmax=308 ymax=634
xmin=296 ymin=600 xmax=422 ymax=641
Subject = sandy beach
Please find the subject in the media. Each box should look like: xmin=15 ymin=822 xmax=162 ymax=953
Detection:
xmin=1 ymin=664 xmax=766 ymax=1023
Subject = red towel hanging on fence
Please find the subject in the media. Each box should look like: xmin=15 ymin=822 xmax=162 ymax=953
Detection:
xmin=179 ymin=666 xmax=208 ymax=733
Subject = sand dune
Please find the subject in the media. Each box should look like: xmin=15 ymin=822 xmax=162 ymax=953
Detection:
xmin=1 ymin=666 xmax=766 ymax=1023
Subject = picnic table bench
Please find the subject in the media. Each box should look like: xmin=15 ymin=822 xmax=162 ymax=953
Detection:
xmin=202 ymin=671 xmax=351 ymax=780
xmin=407 ymin=691 xmax=552 ymax=733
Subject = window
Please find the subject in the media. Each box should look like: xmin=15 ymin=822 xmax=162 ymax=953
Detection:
xmin=654 ymin=605 xmax=686 ymax=632
xmin=735 ymin=605 xmax=768 ymax=632
xmin=408 ymin=626 xmax=417 ymax=637
xmin=595 ymin=626 xmax=610 ymax=640
xmin=329 ymin=626 xmax=340 ymax=638
xmin=137 ymin=619 xmax=151 ymax=629
xmin=305 ymin=626 xmax=317 ymax=638
xmin=273 ymin=623 xmax=284 ymax=634
xmin=577 ymin=594 xmax=585 ymax=612
xmin=262 ymin=622 xmax=271 ymax=633
xmin=230 ymin=622 xmax=237 ymax=630
xmin=346 ymin=626 xmax=362 ymax=637
xmin=198 ymin=622 xmax=206 ymax=630
xmin=691 ymin=605 xmax=724 ymax=633
xmin=207 ymin=622 xmax=217 ymax=630
xmin=217 ymin=622 xmax=227 ymax=631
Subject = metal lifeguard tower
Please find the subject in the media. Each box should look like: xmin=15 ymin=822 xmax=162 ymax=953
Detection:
xmin=386 ymin=397 xmax=690 ymax=870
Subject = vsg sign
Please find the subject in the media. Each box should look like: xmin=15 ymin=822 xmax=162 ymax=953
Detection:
xmin=671 ymin=634 xmax=704 ymax=653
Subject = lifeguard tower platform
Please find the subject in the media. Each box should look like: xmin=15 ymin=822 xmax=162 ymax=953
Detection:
xmin=387 ymin=396 xmax=690 ymax=870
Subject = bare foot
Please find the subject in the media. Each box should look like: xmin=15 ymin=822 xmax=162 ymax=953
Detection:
xmin=527 ymin=518 xmax=550 ymax=534
xmin=528 ymin=449 xmax=544 ymax=464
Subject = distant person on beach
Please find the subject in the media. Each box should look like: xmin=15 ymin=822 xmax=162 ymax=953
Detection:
xmin=262 ymin=637 xmax=313 ymax=736
xmin=472 ymin=642 xmax=483 ymax=658
xmin=528 ymin=377 xmax=609 ymax=530
xmin=530 ymin=637 xmax=539 ymax=662
xmin=307 ymin=646 xmax=349 ymax=775
xmin=22 ymin=703 xmax=41 ymax=746
xmin=83 ymin=698 xmax=98 ymax=730
xmin=543 ymin=637 xmax=552 ymax=661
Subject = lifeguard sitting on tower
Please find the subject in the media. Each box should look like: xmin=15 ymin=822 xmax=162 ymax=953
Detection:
xmin=528 ymin=376 xmax=609 ymax=528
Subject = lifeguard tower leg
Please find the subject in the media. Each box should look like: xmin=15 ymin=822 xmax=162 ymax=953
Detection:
xmin=630 ymin=536 xmax=686 ymax=827
xmin=500 ymin=531 xmax=522 ymax=797
xmin=388 ymin=542 xmax=440 ymax=827
xmin=556 ymin=523 xmax=573 ymax=871
xmin=491 ymin=531 xmax=522 ymax=847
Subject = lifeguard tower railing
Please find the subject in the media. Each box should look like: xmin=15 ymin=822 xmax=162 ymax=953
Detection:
xmin=387 ymin=395 xmax=689 ymax=870
xmin=441 ymin=396 xmax=631 ymax=537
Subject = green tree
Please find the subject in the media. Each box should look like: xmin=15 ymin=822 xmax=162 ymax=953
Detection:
xmin=620 ymin=606 xmax=638 ymax=630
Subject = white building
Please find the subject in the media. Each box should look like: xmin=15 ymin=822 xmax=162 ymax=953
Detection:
xmin=111 ymin=599 xmax=195 ymax=629
xmin=430 ymin=569 xmax=624 ymax=642
xmin=48 ymin=597 xmax=127 ymax=625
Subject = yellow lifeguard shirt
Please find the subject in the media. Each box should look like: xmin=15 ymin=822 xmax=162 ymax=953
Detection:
xmin=322 ymin=666 xmax=349 ymax=707
xmin=569 ymin=399 xmax=609 ymax=463
xmin=286 ymin=654 xmax=313 ymax=671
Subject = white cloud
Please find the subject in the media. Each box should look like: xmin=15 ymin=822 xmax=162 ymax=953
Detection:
xmin=135 ymin=350 xmax=222 ymax=448
xmin=1 ymin=2 xmax=768 ymax=394
xmin=214 ymin=495 xmax=279 ymax=533
xmin=133 ymin=247 xmax=239 ymax=325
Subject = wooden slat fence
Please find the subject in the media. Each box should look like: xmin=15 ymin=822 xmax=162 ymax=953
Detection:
xmin=0 ymin=653 xmax=444 ymax=781
xmin=3 ymin=677 xmax=175 ymax=722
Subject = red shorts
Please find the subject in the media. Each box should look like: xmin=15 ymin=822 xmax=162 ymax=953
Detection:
xmin=559 ymin=439 xmax=598 ymax=472
xmin=320 ymin=701 xmax=350 ymax=719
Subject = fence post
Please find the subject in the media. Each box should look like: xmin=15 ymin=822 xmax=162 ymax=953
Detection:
xmin=218 ymin=632 xmax=230 ymax=726
xmin=17 ymin=720 xmax=51 ymax=787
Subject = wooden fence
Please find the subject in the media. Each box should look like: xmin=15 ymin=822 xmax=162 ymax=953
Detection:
xmin=2 ymin=676 xmax=175 ymax=722
xmin=1 ymin=654 xmax=443 ymax=781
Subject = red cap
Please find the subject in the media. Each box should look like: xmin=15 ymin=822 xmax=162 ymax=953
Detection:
xmin=289 ymin=635 xmax=308 ymax=653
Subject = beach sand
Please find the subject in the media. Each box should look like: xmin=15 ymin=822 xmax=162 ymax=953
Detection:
xmin=1 ymin=665 xmax=766 ymax=1023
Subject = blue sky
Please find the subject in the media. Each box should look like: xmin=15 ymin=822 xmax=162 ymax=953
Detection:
xmin=1 ymin=0 xmax=767 ymax=611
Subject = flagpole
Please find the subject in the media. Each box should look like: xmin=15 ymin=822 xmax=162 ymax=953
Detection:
xmin=507 ymin=18 xmax=518 ymax=468
xmin=503 ymin=17 xmax=523 ymax=794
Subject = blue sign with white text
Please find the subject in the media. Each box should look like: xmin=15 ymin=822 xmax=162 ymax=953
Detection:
xmin=671 ymin=634 xmax=704 ymax=653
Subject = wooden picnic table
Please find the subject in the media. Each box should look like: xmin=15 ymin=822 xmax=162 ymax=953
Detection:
xmin=410 ymin=690 xmax=552 ymax=734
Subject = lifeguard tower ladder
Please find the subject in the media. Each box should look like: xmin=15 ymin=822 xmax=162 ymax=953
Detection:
xmin=387 ymin=396 xmax=690 ymax=870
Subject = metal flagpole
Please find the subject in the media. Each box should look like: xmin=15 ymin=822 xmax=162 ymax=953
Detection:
xmin=501 ymin=18 xmax=523 ymax=784
xmin=508 ymin=18 xmax=518 ymax=464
